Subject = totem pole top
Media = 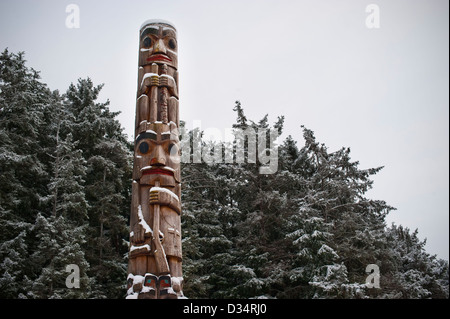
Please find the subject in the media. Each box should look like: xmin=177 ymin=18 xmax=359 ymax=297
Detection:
xmin=140 ymin=19 xmax=177 ymax=31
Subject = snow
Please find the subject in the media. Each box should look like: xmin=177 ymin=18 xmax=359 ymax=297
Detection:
xmin=311 ymin=230 xmax=320 ymax=238
xmin=150 ymin=186 xmax=179 ymax=202
xmin=138 ymin=205 xmax=153 ymax=234
xmin=140 ymin=24 xmax=159 ymax=32
xmin=166 ymin=287 xmax=176 ymax=295
xmin=146 ymin=129 xmax=156 ymax=134
xmin=141 ymin=73 xmax=158 ymax=87
xmin=317 ymin=245 xmax=340 ymax=260
xmin=160 ymin=74 xmax=175 ymax=82
xmin=162 ymin=26 xmax=176 ymax=32
xmin=167 ymin=49 xmax=178 ymax=56
xmin=126 ymin=275 xmax=143 ymax=298
xmin=141 ymin=286 xmax=155 ymax=293
xmin=130 ymin=244 xmax=151 ymax=252
xmin=138 ymin=71 xmax=176 ymax=90
xmin=128 ymin=274 xmax=144 ymax=285
xmin=140 ymin=19 xmax=176 ymax=31
xmin=142 ymin=72 xmax=158 ymax=79
xmin=171 ymin=276 xmax=183 ymax=287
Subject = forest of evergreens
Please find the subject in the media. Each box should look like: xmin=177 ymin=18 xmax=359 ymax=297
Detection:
xmin=1 ymin=49 xmax=448 ymax=299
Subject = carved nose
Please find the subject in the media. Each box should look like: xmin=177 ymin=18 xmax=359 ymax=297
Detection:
xmin=151 ymin=145 xmax=166 ymax=166
xmin=153 ymin=39 xmax=167 ymax=54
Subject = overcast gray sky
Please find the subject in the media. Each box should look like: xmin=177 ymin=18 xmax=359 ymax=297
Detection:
xmin=0 ymin=0 xmax=448 ymax=260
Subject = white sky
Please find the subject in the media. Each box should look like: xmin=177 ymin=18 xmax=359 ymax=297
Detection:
xmin=0 ymin=0 xmax=448 ymax=260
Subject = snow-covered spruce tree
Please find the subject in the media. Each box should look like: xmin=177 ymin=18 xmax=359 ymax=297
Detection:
xmin=43 ymin=93 xmax=89 ymax=224
xmin=181 ymin=102 xmax=448 ymax=299
xmin=0 ymin=231 xmax=31 ymax=298
xmin=181 ymin=104 xmax=287 ymax=298
xmin=223 ymin=107 xmax=287 ymax=298
xmin=0 ymin=48 xmax=49 ymax=230
xmin=0 ymin=49 xmax=53 ymax=297
xmin=180 ymin=126 xmax=236 ymax=298
xmin=27 ymin=94 xmax=92 ymax=298
xmin=382 ymin=225 xmax=449 ymax=299
xmin=30 ymin=213 xmax=91 ymax=298
xmin=283 ymin=205 xmax=341 ymax=298
xmin=1 ymin=51 xmax=133 ymax=298
xmin=292 ymin=127 xmax=393 ymax=298
xmin=64 ymin=78 xmax=132 ymax=298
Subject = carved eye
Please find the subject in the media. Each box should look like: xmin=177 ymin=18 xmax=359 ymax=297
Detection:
xmin=143 ymin=37 xmax=152 ymax=48
xmin=168 ymin=39 xmax=176 ymax=50
xmin=168 ymin=143 xmax=178 ymax=155
xmin=139 ymin=142 xmax=149 ymax=154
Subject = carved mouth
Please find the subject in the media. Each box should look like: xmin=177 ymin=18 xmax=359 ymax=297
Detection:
xmin=146 ymin=54 xmax=172 ymax=63
xmin=141 ymin=166 xmax=175 ymax=177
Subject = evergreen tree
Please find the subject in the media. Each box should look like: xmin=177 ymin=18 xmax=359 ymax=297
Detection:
xmin=64 ymin=78 xmax=132 ymax=298
xmin=382 ymin=225 xmax=449 ymax=298
xmin=30 ymin=213 xmax=91 ymax=298
xmin=232 ymin=100 xmax=248 ymax=130
xmin=296 ymin=127 xmax=393 ymax=296
xmin=180 ymin=102 xmax=448 ymax=299
xmin=0 ymin=231 xmax=30 ymax=298
xmin=0 ymin=49 xmax=52 ymax=297
xmin=27 ymin=96 xmax=92 ymax=298
xmin=181 ymin=129 xmax=235 ymax=298
xmin=0 ymin=48 xmax=51 ymax=229
xmin=1 ymin=51 xmax=132 ymax=298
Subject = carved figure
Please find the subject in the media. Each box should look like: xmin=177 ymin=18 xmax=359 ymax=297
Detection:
xmin=127 ymin=19 xmax=183 ymax=299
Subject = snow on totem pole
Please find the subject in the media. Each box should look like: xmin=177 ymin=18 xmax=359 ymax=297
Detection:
xmin=127 ymin=19 xmax=183 ymax=299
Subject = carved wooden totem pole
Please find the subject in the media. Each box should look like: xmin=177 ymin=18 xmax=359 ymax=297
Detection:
xmin=127 ymin=19 xmax=183 ymax=299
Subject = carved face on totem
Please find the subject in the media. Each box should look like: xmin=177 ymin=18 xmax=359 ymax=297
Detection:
xmin=139 ymin=21 xmax=178 ymax=70
xmin=135 ymin=123 xmax=180 ymax=186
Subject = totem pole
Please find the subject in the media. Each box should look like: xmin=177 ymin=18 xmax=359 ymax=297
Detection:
xmin=127 ymin=19 xmax=183 ymax=299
